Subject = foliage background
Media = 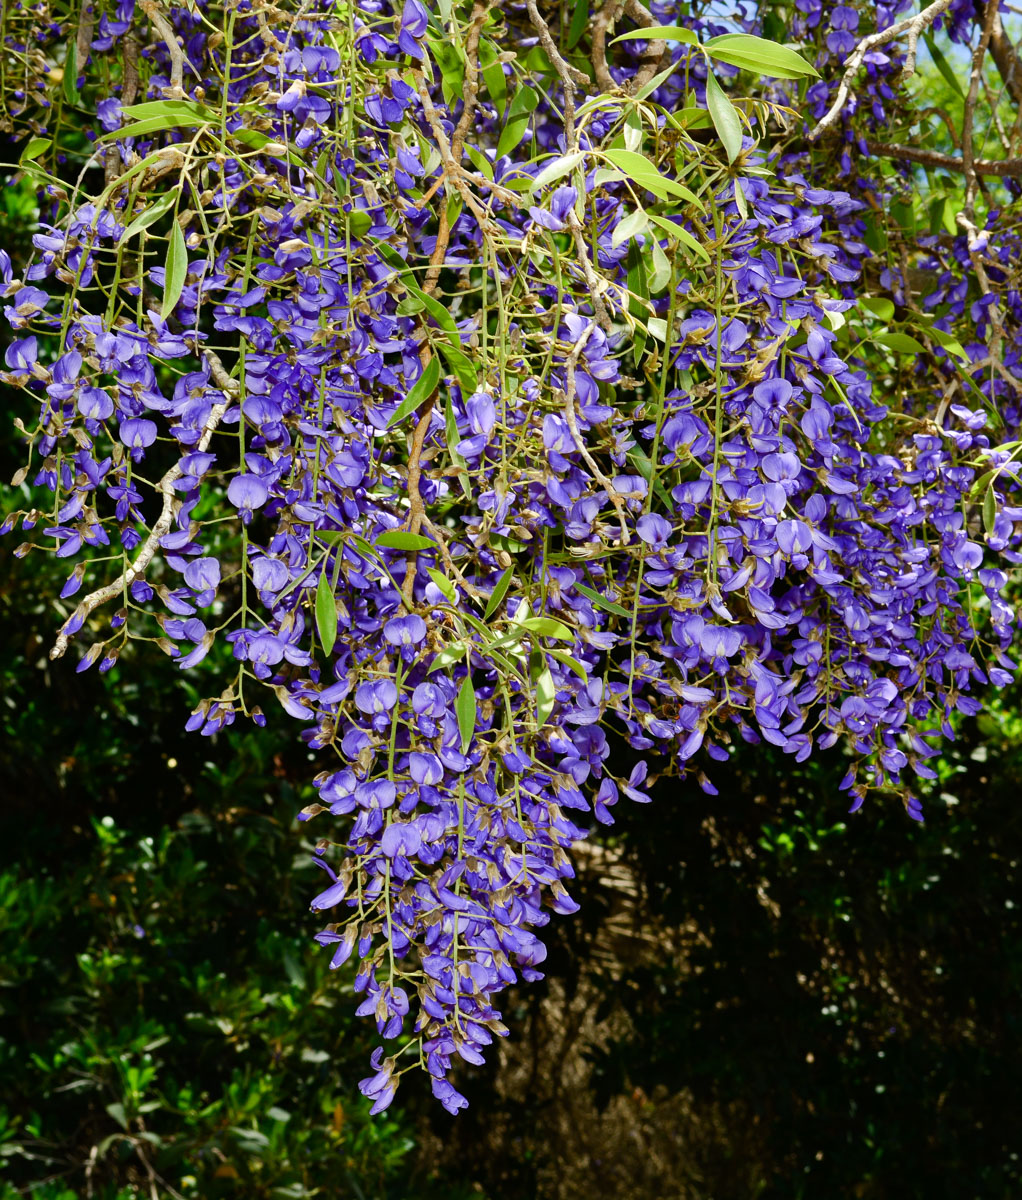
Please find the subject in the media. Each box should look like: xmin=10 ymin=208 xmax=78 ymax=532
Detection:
xmin=2 ymin=25 xmax=1022 ymax=1200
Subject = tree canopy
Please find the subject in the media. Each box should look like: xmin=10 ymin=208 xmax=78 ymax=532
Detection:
xmin=2 ymin=0 xmax=1021 ymax=1114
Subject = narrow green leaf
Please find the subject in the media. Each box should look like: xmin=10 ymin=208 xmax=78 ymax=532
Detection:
xmin=479 ymin=39 xmax=507 ymax=119
xmin=535 ymin=661 xmax=557 ymax=726
xmin=402 ymin=279 xmax=459 ymax=334
xmin=161 ymin=220 xmax=188 ymax=319
xmin=99 ymin=114 xmax=215 ymax=141
xmin=704 ymin=71 xmax=743 ymax=163
xmin=703 ymin=33 xmax=820 ymax=79
xmin=426 ymin=567 xmax=458 ymax=604
xmin=646 ymin=212 xmax=711 ymax=262
xmin=315 ymin=568 xmax=337 ymax=657
xmin=874 ymin=331 xmax=925 ymax=354
xmin=860 ymin=296 xmax=895 ymax=322
xmin=983 ymin=484 xmax=997 ymax=535
xmin=575 ymin=581 xmax=631 ymax=616
xmin=438 ymin=339 xmax=477 ymax=393
xmin=611 ymin=205 xmax=649 ymax=249
xmin=567 ymin=0 xmax=590 ymax=48
xmin=483 ymin=567 xmax=513 ymax=620
xmin=121 ymin=99 xmax=216 ymax=121
xmin=548 ymin=648 xmax=589 ymax=684
xmin=924 ymin=32 xmax=965 ymax=99
xmin=63 ymin=40 xmax=81 ymax=106
xmin=386 ymin=356 xmax=440 ymax=430
xmin=429 ymin=641 xmax=468 ymax=672
xmin=375 ymin=530 xmax=435 ymax=551
xmin=611 ymin=25 xmax=699 ymax=45
xmin=20 ymin=137 xmax=52 ymax=163
xmin=122 ymin=191 xmax=177 ymax=241
xmin=603 ymin=149 xmax=703 ymax=207
xmin=456 ymin=673 xmax=477 ymax=751
xmin=515 ymin=616 xmax=573 ymax=641
xmin=495 ymin=85 xmax=538 ymax=159
xmin=927 ymin=325 xmax=969 ymax=362
xmin=531 ymin=151 xmax=586 ymax=193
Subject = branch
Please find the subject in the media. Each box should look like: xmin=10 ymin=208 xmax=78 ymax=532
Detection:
xmin=562 ymin=325 xmax=630 ymax=545
xmin=808 ymin=0 xmax=953 ymax=139
xmin=863 ymin=139 xmax=1022 ymax=176
xmin=50 ymin=347 xmax=238 ymax=661
xmin=139 ymin=0 xmax=186 ymax=98
xmin=988 ymin=7 xmax=1022 ymax=106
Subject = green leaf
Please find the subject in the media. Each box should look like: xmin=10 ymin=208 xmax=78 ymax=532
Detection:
xmin=645 ymin=212 xmax=711 ymax=262
xmin=161 ymin=220 xmax=188 ymax=319
xmin=100 ymin=114 xmax=215 ymax=141
xmin=456 ymin=673 xmax=477 ymax=751
xmin=105 ymin=1102 xmax=128 ymax=1131
xmin=479 ymin=39 xmax=507 ymax=119
xmin=548 ymin=648 xmax=589 ymax=684
xmin=860 ymin=296 xmax=895 ymax=323
xmin=873 ymin=331 xmax=925 ymax=354
xmin=465 ymin=143 xmax=494 ymax=181
xmin=63 ymin=40 xmax=81 ymax=106
xmin=634 ymin=61 xmax=684 ymax=101
xmin=315 ymin=568 xmax=337 ymax=657
xmin=437 ymin=339 xmax=477 ymax=393
xmin=122 ymin=191 xmax=178 ymax=241
xmin=611 ymin=25 xmax=699 ymax=45
xmin=603 ymin=149 xmax=703 ymax=207
xmin=611 ymin=206 xmax=649 ymax=249
xmin=401 ymin=279 xmax=459 ymax=335
xmin=121 ymin=99 xmax=216 ymax=122
xmin=531 ymin=151 xmax=586 ymax=193
xmin=375 ymin=530 xmax=435 ymax=551
xmin=386 ymin=356 xmax=440 ymax=429
xmin=427 ymin=567 xmax=458 ymax=603
xmin=704 ymin=71 xmax=744 ymax=163
xmin=19 ymin=137 xmax=52 ymax=163
xmin=567 ymin=0 xmax=590 ymax=49
xmin=923 ymin=32 xmax=965 ymax=99
xmin=575 ymin=581 xmax=631 ymax=616
xmin=496 ymin=85 xmax=539 ymax=159
xmin=515 ymin=616 xmax=573 ymax=641
xmin=703 ymin=33 xmax=820 ymax=79
xmin=535 ymin=661 xmax=557 ymax=726
xmin=483 ymin=567 xmax=513 ymax=620
xmin=429 ymin=641 xmax=468 ymax=672
xmin=983 ymin=483 xmax=997 ymax=535
xmin=927 ymin=325 xmax=969 ymax=362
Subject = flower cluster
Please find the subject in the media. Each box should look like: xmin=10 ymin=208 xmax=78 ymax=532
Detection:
xmin=2 ymin=0 xmax=1021 ymax=1112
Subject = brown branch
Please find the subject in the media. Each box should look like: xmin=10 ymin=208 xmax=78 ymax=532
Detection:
xmin=140 ymin=0 xmax=186 ymax=98
xmin=50 ymin=347 xmax=238 ymax=660
xmin=809 ymin=0 xmax=953 ymax=138
xmin=401 ymin=10 xmax=491 ymax=604
xmin=592 ymin=0 xmax=627 ymax=94
xmin=863 ymin=139 xmax=1022 ymax=176
xmin=988 ymin=7 xmax=1022 ymax=105
xmin=623 ymin=0 xmax=669 ymax=96
xmin=962 ymin=0 xmax=998 ymax=219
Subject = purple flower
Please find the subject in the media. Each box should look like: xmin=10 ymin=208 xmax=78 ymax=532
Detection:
xmin=227 ymin=474 xmax=269 ymax=523
xmin=637 ymin=513 xmax=672 ymax=548
xmin=397 ymin=0 xmax=428 ymax=56
xmin=383 ymin=614 xmax=428 ymax=646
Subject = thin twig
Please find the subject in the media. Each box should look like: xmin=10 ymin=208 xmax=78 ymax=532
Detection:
xmin=140 ymin=0 xmax=186 ymax=98
xmin=562 ymin=325 xmax=630 ymax=544
xmin=808 ymin=0 xmax=953 ymax=139
xmin=50 ymin=347 xmax=238 ymax=660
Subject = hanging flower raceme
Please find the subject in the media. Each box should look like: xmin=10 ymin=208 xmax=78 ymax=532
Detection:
xmin=2 ymin=0 xmax=1020 ymax=1112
